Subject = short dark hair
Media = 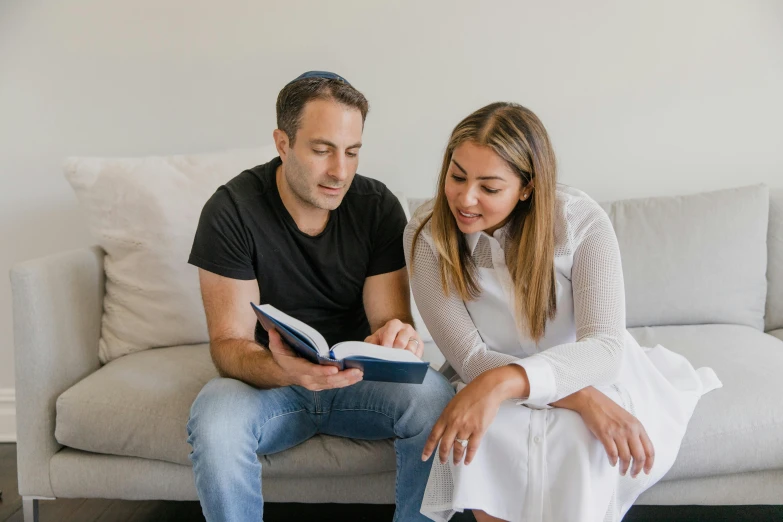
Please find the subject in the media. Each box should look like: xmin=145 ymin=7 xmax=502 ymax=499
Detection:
xmin=276 ymin=78 xmax=369 ymax=146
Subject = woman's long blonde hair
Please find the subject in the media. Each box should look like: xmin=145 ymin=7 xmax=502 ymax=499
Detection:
xmin=412 ymin=102 xmax=557 ymax=341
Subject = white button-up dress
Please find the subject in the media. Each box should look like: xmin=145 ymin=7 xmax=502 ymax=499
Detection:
xmin=404 ymin=186 xmax=721 ymax=522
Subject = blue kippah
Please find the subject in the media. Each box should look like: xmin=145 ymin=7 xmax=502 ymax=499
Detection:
xmin=285 ymin=70 xmax=351 ymax=87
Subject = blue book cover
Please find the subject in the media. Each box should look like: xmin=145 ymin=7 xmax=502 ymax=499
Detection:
xmin=251 ymin=303 xmax=429 ymax=384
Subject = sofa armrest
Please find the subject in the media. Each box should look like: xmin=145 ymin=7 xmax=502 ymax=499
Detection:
xmin=766 ymin=188 xmax=783 ymax=332
xmin=10 ymin=246 xmax=104 ymax=497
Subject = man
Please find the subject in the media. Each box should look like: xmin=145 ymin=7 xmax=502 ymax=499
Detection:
xmin=186 ymin=71 xmax=454 ymax=522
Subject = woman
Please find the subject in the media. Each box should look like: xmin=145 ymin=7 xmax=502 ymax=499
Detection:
xmin=404 ymin=102 xmax=721 ymax=522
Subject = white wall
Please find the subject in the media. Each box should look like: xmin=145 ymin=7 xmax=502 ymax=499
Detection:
xmin=1 ymin=0 xmax=782 ymax=408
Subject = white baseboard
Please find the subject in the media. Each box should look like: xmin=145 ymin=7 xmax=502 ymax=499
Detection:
xmin=0 ymin=388 xmax=16 ymax=442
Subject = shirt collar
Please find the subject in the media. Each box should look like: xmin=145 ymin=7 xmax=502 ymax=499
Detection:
xmin=465 ymin=232 xmax=482 ymax=255
xmin=465 ymin=224 xmax=509 ymax=255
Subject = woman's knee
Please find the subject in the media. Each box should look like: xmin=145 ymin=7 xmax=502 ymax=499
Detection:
xmin=549 ymin=407 xmax=608 ymax=464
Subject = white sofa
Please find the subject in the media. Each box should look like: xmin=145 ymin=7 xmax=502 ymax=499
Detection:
xmin=10 ymin=149 xmax=783 ymax=520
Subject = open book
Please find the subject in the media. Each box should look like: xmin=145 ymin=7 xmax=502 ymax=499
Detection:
xmin=251 ymin=303 xmax=430 ymax=384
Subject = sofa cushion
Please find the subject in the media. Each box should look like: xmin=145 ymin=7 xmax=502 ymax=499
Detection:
xmin=393 ymin=192 xmax=433 ymax=345
xmin=54 ymin=344 xmax=396 ymax=476
xmin=603 ymin=185 xmax=769 ymax=330
xmin=65 ymin=146 xmax=278 ymax=363
xmin=766 ymin=189 xmax=783 ymax=332
xmin=55 ymin=327 xmax=783 ymax=482
xmin=48 ymin=447 xmax=397 ymax=503
xmin=628 ymin=324 xmax=783 ymax=481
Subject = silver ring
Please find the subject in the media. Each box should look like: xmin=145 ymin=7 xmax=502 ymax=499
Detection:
xmin=407 ymin=339 xmax=420 ymax=349
xmin=455 ymin=438 xmax=468 ymax=448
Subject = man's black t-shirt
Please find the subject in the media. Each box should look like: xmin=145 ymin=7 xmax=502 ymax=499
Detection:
xmin=188 ymin=157 xmax=408 ymax=347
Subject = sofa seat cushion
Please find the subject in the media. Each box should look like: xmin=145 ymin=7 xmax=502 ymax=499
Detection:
xmin=628 ymin=324 xmax=783 ymax=481
xmin=55 ymin=344 xmax=396 ymax=476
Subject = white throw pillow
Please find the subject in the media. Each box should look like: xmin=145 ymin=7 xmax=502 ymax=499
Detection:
xmin=65 ymin=146 xmax=278 ymax=363
xmin=600 ymin=184 xmax=769 ymax=330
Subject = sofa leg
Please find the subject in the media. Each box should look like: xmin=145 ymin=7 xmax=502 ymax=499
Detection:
xmin=22 ymin=497 xmax=39 ymax=522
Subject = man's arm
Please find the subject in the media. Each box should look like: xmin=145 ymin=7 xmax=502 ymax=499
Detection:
xmin=199 ymin=268 xmax=362 ymax=390
xmin=363 ymin=267 xmax=414 ymax=331
xmin=362 ymin=267 xmax=423 ymax=357
xmin=199 ymin=268 xmax=288 ymax=388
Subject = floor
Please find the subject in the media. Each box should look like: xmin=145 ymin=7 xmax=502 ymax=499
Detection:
xmin=2 ymin=444 xmax=781 ymax=521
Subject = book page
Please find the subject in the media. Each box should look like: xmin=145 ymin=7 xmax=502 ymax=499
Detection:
xmin=256 ymin=304 xmax=330 ymax=357
xmin=331 ymin=341 xmax=424 ymax=363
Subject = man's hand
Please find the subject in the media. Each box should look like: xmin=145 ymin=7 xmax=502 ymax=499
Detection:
xmin=364 ymin=318 xmax=424 ymax=358
xmin=362 ymin=269 xmax=423 ymax=358
xmin=268 ymin=329 xmax=363 ymax=391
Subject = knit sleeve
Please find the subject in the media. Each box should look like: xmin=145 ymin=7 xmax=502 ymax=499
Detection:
xmin=514 ymin=197 xmax=626 ymax=407
xmin=403 ymin=209 xmax=522 ymax=384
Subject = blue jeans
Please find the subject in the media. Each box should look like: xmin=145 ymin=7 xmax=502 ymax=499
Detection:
xmin=187 ymin=368 xmax=454 ymax=522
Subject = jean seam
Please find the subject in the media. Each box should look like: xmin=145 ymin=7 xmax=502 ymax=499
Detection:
xmin=255 ymin=408 xmax=309 ymax=438
xmin=329 ymin=407 xmax=396 ymax=423
xmin=329 ymin=404 xmax=402 ymax=519
xmin=393 ymin=438 xmax=402 ymax=522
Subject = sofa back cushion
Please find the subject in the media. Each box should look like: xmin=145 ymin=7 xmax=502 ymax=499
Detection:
xmin=65 ymin=146 xmax=278 ymax=363
xmin=767 ymin=189 xmax=783 ymax=332
xmin=600 ymin=184 xmax=769 ymax=330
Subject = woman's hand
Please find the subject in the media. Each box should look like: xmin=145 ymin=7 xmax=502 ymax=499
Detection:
xmin=577 ymin=388 xmax=655 ymax=478
xmin=422 ymin=365 xmax=529 ymax=466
